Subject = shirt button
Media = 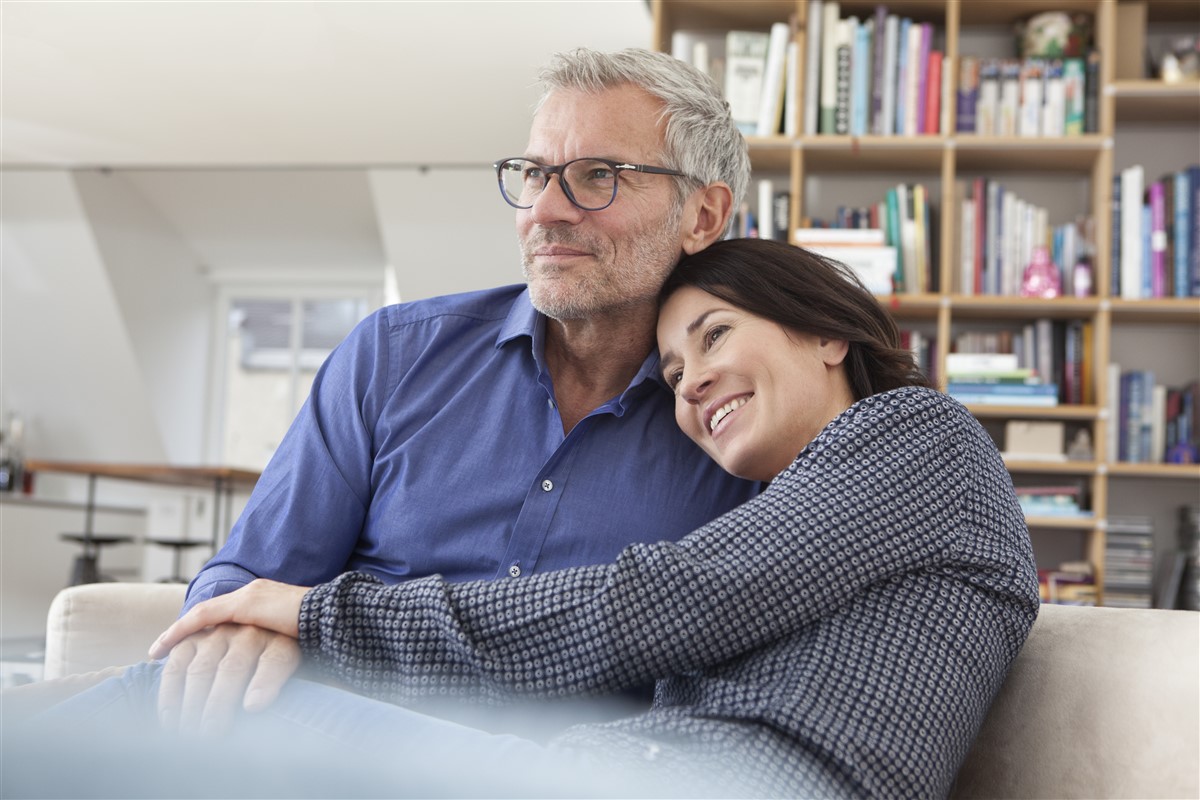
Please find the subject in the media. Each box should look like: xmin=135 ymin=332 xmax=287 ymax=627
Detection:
xmin=541 ymin=479 xmax=553 ymax=492
xmin=508 ymin=565 xmax=521 ymax=578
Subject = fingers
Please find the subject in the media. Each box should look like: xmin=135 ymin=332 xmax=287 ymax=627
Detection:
xmin=243 ymin=636 xmax=302 ymax=712
xmin=157 ymin=625 xmax=298 ymax=736
xmin=149 ymin=580 xmax=308 ymax=659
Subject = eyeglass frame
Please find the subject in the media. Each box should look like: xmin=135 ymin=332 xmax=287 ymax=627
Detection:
xmin=493 ymin=156 xmax=694 ymax=212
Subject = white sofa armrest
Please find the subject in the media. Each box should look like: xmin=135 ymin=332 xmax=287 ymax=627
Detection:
xmin=44 ymin=582 xmax=188 ymax=679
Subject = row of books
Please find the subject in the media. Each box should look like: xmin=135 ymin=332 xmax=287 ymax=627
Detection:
xmin=1103 ymin=516 xmax=1155 ymax=609
xmin=900 ymin=328 xmax=937 ymax=386
xmin=1038 ymin=562 xmax=1097 ymax=606
xmin=957 ymin=55 xmax=1099 ymax=137
xmin=671 ymin=24 xmax=798 ymax=138
xmin=959 ymin=178 xmax=1094 ymax=296
xmin=1111 ymin=164 xmax=1200 ymax=299
xmin=1105 ymin=367 xmax=1200 ymax=464
xmin=729 ymin=179 xmax=792 ymax=241
xmin=806 ymin=2 xmax=947 ymax=136
xmin=947 ymin=322 xmax=1093 ymax=407
xmin=791 ymin=183 xmax=938 ymax=295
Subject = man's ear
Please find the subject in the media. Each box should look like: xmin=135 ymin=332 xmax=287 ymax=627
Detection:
xmin=681 ymin=183 xmax=733 ymax=255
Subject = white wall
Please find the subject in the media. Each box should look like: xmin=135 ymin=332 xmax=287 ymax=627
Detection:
xmin=73 ymin=170 xmax=213 ymax=463
xmin=370 ymin=167 xmax=524 ymax=301
xmin=0 ymin=170 xmax=166 ymax=463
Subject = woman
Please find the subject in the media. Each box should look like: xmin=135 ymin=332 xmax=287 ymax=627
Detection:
xmin=104 ymin=240 xmax=1043 ymax=797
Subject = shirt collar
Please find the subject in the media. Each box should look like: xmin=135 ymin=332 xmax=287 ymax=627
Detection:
xmin=496 ymin=289 xmax=671 ymax=408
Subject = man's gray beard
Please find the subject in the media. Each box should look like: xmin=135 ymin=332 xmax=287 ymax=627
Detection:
xmin=520 ymin=208 xmax=685 ymax=322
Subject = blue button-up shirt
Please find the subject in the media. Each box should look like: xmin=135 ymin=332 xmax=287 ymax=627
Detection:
xmin=187 ymin=285 xmax=761 ymax=610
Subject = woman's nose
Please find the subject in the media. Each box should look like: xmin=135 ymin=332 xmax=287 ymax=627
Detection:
xmin=679 ymin=368 xmax=715 ymax=404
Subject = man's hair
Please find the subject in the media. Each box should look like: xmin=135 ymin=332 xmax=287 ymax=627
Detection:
xmin=537 ymin=48 xmax=749 ymax=229
xmin=660 ymin=239 xmax=932 ymax=400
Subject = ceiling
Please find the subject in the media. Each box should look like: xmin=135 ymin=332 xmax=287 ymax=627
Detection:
xmin=1 ymin=1 xmax=654 ymax=168
xmin=1 ymin=2 xmax=654 ymax=276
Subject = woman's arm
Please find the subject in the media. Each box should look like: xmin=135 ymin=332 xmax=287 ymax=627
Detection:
xmin=301 ymin=389 xmax=1001 ymax=705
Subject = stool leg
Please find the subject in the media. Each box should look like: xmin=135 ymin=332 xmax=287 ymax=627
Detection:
xmin=69 ymin=554 xmax=100 ymax=586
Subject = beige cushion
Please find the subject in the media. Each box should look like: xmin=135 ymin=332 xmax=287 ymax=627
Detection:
xmin=43 ymin=582 xmax=187 ymax=679
xmin=952 ymin=603 xmax=1200 ymax=799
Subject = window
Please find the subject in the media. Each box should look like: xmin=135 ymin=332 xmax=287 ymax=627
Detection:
xmin=210 ymin=288 xmax=376 ymax=470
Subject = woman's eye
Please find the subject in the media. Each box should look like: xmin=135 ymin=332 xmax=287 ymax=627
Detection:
xmin=665 ymin=369 xmax=683 ymax=390
xmin=704 ymin=325 xmax=728 ymax=348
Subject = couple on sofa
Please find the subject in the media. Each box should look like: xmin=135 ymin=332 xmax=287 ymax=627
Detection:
xmin=8 ymin=47 xmax=1038 ymax=798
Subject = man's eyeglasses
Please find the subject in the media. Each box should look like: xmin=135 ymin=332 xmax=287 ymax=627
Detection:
xmin=494 ymin=157 xmax=691 ymax=212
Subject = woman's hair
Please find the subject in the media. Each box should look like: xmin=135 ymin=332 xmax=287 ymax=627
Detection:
xmin=659 ymin=238 xmax=931 ymax=400
xmin=536 ymin=48 xmax=750 ymax=231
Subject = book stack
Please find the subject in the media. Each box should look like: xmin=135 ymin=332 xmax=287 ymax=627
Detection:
xmin=945 ymin=345 xmax=1060 ymax=407
xmin=805 ymin=2 xmax=947 ymax=136
xmin=674 ymin=23 xmax=798 ymax=138
xmin=958 ymin=55 xmax=1097 ymax=137
xmin=1111 ymin=164 xmax=1200 ymax=299
xmin=729 ymin=180 xmax=792 ymax=241
xmin=795 ymin=182 xmax=936 ymax=294
xmin=1105 ymin=366 xmax=1200 ymax=464
xmin=1103 ymin=516 xmax=1156 ymax=608
xmin=958 ymin=178 xmax=1094 ymax=296
xmin=792 ymin=227 xmax=895 ymax=295
xmin=1015 ymin=484 xmax=1090 ymax=518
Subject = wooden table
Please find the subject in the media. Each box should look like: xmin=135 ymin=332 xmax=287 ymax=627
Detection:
xmin=23 ymin=461 xmax=260 ymax=582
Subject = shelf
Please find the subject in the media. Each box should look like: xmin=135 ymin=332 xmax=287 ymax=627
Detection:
xmin=1109 ymin=80 xmax=1200 ymax=123
xmin=953 ymin=136 xmax=1108 ymax=172
xmin=745 ymin=137 xmax=796 ymax=173
xmin=1108 ymin=298 xmax=1200 ymax=324
xmin=1025 ymin=514 xmax=1099 ymax=530
xmin=876 ymin=292 xmax=943 ymax=319
xmin=1003 ymin=458 xmax=1100 ymax=474
xmin=948 ymin=295 xmax=1102 ymax=320
xmin=799 ymin=136 xmax=946 ymax=171
xmin=1106 ymin=462 xmax=1200 ymax=480
xmin=958 ymin=0 xmax=1103 ymax=26
xmin=976 ymin=405 xmax=1102 ymax=421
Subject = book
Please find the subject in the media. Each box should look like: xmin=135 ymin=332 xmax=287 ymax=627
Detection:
xmin=803 ymin=0 xmax=823 ymax=135
xmin=870 ymin=5 xmax=887 ymax=136
xmin=1149 ymin=180 xmax=1168 ymax=297
xmin=1042 ymin=59 xmax=1065 ymax=137
xmin=784 ymin=39 xmax=800 ymax=137
xmin=756 ymin=22 xmax=792 ymax=137
xmin=1018 ymin=59 xmax=1043 ymax=137
xmin=904 ymin=21 xmax=922 ymax=135
xmin=1084 ymin=50 xmax=1101 ymax=133
xmin=807 ymin=246 xmax=898 ymax=294
xmin=850 ymin=18 xmax=871 ymax=136
xmin=1176 ymin=166 xmax=1194 ymax=297
xmin=725 ymin=30 xmax=771 ymax=135
xmin=924 ymin=50 xmax=942 ymax=134
xmin=757 ymin=179 xmax=776 ymax=240
xmin=976 ymin=59 xmax=999 ymax=135
xmin=793 ymin=227 xmax=886 ymax=246
xmin=880 ymin=13 xmax=899 ymax=136
xmin=999 ymin=59 xmax=1021 ymax=136
xmin=1063 ymin=57 xmax=1085 ymax=135
xmin=1120 ymin=164 xmax=1144 ymax=299
xmin=914 ymin=23 xmax=932 ymax=134
xmin=834 ymin=18 xmax=854 ymax=134
xmin=957 ymin=56 xmax=979 ymax=133
xmin=819 ymin=1 xmax=841 ymax=133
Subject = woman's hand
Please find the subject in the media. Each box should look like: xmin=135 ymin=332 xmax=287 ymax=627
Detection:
xmin=149 ymin=579 xmax=310 ymax=660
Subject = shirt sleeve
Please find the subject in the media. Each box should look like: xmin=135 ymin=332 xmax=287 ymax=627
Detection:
xmin=184 ymin=311 xmax=391 ymax=613
xmin=299 ymin=390 xmax=1003 ymax=704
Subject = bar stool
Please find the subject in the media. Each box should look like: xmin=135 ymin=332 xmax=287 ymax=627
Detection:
xmin=147 ymin=537 xmax=210 ymax=583
xmin=60 ymin=533 xmax=134 ymax=585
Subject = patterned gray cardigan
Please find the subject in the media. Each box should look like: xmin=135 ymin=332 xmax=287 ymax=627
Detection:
xmin=299 ymin=386 xmax=1040 ymax=798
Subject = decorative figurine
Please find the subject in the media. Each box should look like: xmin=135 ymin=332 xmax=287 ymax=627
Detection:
xmin=1021 ymin=246 xmax=1061 ymax=298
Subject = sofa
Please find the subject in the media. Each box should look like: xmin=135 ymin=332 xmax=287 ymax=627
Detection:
xmin=24 ymin=583 xmax=1200 ymax=798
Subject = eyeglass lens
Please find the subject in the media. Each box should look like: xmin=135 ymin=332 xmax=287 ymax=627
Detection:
xmin=498 ymin=159 xmax=618 ymax=210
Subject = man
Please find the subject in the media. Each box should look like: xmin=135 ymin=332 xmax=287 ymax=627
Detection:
xmin=156 ymin=47 xmax=758 ymax=733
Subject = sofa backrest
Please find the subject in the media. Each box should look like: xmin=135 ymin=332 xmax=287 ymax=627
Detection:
xmin=951 ymin=603 xmax=1199 ymax=799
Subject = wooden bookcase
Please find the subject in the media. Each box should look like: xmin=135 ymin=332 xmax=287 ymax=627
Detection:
xmin=652 ymin=0 xmax=1200 ymax=604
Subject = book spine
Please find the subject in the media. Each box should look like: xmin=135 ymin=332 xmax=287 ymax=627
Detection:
xmin=1111 ymin=172 xmax=1122 ymax=297
xmin=999 ymin=59 xmax=1021 ymax=136
xmin=924 ymin=50 xmax=943 ymax=134
xmin=1120 ymin=165 xmax=1144 ymax=299
xmin=1063 ymin=57 xmax=1085 ymax=135
xmin=881 ymin=14 xmax=898 ymax=136
xmin=834 ymin=19 xmax=853 ymax=135
xmin=1019 ymin=59 xmax=1043 ymax=137
xmin=871 ymin=4 xmax=887 ymax=135
xmin=1149 ymin=180 xmax=1167 ymax=297
xmin=1177 ymin=167 xmax=1192 ymax=297
xmin=973 ymin=178 xmax=985 ymax=295
xmin=895 ymin=17 xmax=911 ymax=135
xmin=904 ymin=21 xmax=921 ymax=135
xmin=803 ymin=0 xmax=823 ymax=135
xmin=850 ymin=19 xmax=870 ymax=136
xmin=915 ymin=23 xmax=931 ymax=134
xmin=1084 ymin=50 xmax=1100 ymax=133
xmin=956 ymin=56 xmax=978 ymax=133
xmin=1042 ymin=59 xmax=1065 ymax=137
xmin=820 ymin=1 xmax=841 ymax=134
xmin=1191 ymin=165 xmax=1200 ymax=295
xmin=1141 ymin=203 xmax=1153 ymax=298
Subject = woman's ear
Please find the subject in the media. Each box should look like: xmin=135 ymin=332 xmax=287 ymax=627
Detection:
xmin=818 ymin=337 xmax=850 ymax=366
xmin=681 ymin=183 xmax=733 ymax=255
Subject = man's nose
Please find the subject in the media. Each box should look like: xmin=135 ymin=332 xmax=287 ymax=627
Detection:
xmin=528 ymin=175 xmax=584 ymax=225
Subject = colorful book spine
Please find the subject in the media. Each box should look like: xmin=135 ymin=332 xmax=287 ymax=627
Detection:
xmin=850 ymin=19 xmax=871 ymax=136
xmin=957 ymin=56 xmax=978 ymax=133
xmin=834 ymin=19 xmax=853 ymax=134
xmin=871 ymin=4 xmax=887 ymax=135
xmin=1149 ymin=181 xmax=1167 ymax=297
xmin=1063 ymin=58 xmax=1085 ymax=135
xmin=894 ymin=16 xmax=911 ymax=135
xmin=925 ymin=50 xmax=943 ymax=134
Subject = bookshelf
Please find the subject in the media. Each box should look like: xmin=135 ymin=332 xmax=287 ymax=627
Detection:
xmin=652 ymin=0 xmax=1200 ymax=606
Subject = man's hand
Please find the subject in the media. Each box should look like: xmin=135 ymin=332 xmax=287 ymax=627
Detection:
xmin=155 ymin=623 xmax=301 ymax=735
